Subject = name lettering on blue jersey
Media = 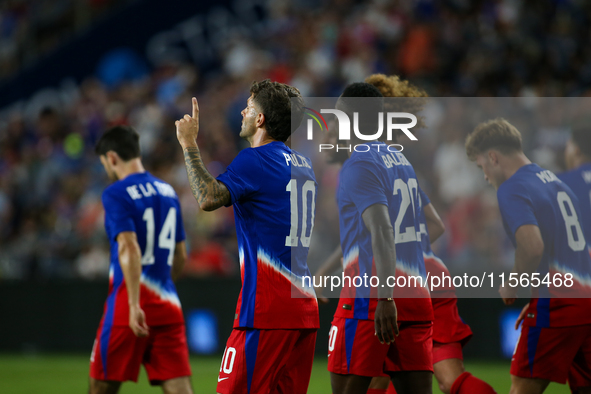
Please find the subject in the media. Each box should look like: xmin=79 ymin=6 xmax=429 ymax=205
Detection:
xmin=154 ymin=181 xmax=177 ymax=198
xmin=127 ymin=185 xmax=142 ymax=200
xmin=139 ymin=182 xmax=157 ymax=197
xmin=282 ymin=152 xmax=311 ymax=168
xmin=582 ymin=170 xmax=591 ymax=184
xmin=381 ymin=152 xmax=411 ymax=169
xmin=536 ymin=170 xmax=560 ymax=184
xmin=127 ymin=181 xmax=177 ymax=200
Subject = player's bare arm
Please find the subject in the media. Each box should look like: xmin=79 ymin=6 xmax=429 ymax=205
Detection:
xmin=314 ymin=245 xmax=343 ymax=304
xmin=176 ymin=97 xmax=231 ymax=211
xmin=171 ymin=241 xmax=187 ymax=282
xmin=514 ymin=224 xmax=545 ymax=274
xmin=500 ymin=224 xmax=545 ymax=305
xmin=361 ymin=203 xmax=400 ymax=345
xmin=423 ymin=202 xmax=445 ymax=243
xmin=117 ymin=231 xmax=149 ymax=337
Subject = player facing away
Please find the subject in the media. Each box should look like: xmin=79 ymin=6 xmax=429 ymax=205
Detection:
xmin=363 ymin=74 xmax=496 ymax=394
xmin=559 ymin=123 xmax=591 ymax=392
xmin=175 ymin=80 xmax=319 ymax=394
xmin=91 ymin=126 xmax=193 ymax=394
xmin=466 ymin=118 xmax=591 ymax=394
xmin=327 ymin=83 xmax=434 ymax=394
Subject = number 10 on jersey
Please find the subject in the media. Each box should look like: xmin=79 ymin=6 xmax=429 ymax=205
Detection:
xmin=285 ymin=179 xmax=316 ymax=247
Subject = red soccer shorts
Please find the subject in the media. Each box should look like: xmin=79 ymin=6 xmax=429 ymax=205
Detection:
xmin=431 ymin=297 xmax=472 ymax=346
xmin=327 ymin=317 xmax=433 ymax=377
xmin=511 ymin=324 xmax=591 ymax=384
xmin=569 ymin=343 xmax=591 ymax=392
xmin=433 ymin=341 xmax=464 ymax=364
xmin=216 ymin=328 xmax=317 ymax=394
xmin=89 ymin=323 xmax=191 ymax=384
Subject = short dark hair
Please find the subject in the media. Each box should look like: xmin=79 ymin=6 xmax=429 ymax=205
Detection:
xmin=465 ymin=118 xmax=522 ymax=161
xmin=339 ymin=82 xmax=384 ymax=136
xmin=341 ymin=82 xmax=384 ymax=99
xmin=95 ymin=125 xmax=141 ymax=161
xmin=250 ymin=79 xmax=304 ymax=142
xmin=571 ymin=121 xmax=591 ymax=158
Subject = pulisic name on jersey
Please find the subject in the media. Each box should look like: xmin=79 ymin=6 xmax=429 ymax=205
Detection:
xmin=283 ymin=152 xmax=311 ymax=168
xmin=126 ymin=181 xmax=176 ymax=200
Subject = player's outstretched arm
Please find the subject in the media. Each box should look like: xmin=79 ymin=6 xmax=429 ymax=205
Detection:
xmin=117 ymin=231 xmax=149 ymax=337
xmin=175 ymin=97 xmax=231 ymax=211
xmin=362 ymin=204 xmax=399 ymax=345
xmin=423 ymin=202 xmax=445 ymax=244
xmin=171 ymin=241 xmax=187 ymax=282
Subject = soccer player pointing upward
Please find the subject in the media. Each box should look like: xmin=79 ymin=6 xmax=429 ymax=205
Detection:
xmin=176 ymin=80 xmax=319 ymax=394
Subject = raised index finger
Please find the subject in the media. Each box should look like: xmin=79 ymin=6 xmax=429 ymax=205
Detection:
xmin=192 ymin=97 xmax=199 ymax=119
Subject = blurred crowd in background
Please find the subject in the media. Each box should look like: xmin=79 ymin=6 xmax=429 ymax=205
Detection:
xmin=0 ymin=0 xmax=133 ymax=80
xmin=0 ymin=0 xmax=590 ymax=280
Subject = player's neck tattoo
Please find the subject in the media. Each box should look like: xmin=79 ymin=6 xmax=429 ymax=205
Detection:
xmin=183 ymin=146 xmax=231 ymax=210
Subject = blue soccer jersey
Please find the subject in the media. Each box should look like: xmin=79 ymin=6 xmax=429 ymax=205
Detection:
xmin=558 ymin=163 xmax=591 ymax=252
xmin=497 ymin=163 xmax=591 ymax=327
xmin=417 ymin=188 xmax=434 ymax=256
xmin=101 ymin=172 xmax=186 ymax=327
xmin=216 ymin=141 xmax=319 ymax=329
xmin=334 ymin=142 xmax=433 ymax=322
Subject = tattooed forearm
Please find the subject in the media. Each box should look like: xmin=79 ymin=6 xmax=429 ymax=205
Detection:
xmin=183 ymin=146 xmax=231 ymax=211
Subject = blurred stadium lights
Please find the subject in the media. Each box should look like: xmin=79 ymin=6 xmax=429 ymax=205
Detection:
xmin=499 ymin=309 xmax=522 ymax=359
xmin=187 ymin=309 xmax=219 ymax=355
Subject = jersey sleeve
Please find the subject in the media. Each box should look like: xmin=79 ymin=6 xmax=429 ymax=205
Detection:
xmin=175 ymin=201 xmax=186 ymax=243
xmin=418 ymin=186 xmax=431 ymax=207
xmin=497 ymin=182 xmax=539 ymax=237
xmin=216 ymin=148 xmax=262 ymax=206
xmin=102 ymin=188 xmax=136 ymax=240
xmin=342 ymin=159 xmax=387 ymax=215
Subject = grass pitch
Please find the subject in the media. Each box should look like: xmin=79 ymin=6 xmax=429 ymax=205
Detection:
xmin=0 ymin=354 xmax=571 ymax=393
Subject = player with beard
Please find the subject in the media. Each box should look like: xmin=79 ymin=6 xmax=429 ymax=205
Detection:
xmin=175 ymin=80 xmax=319 ymax=394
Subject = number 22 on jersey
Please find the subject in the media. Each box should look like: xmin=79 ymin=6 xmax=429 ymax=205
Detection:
xmin=393 ymin=178 xmax=421 ymax=244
